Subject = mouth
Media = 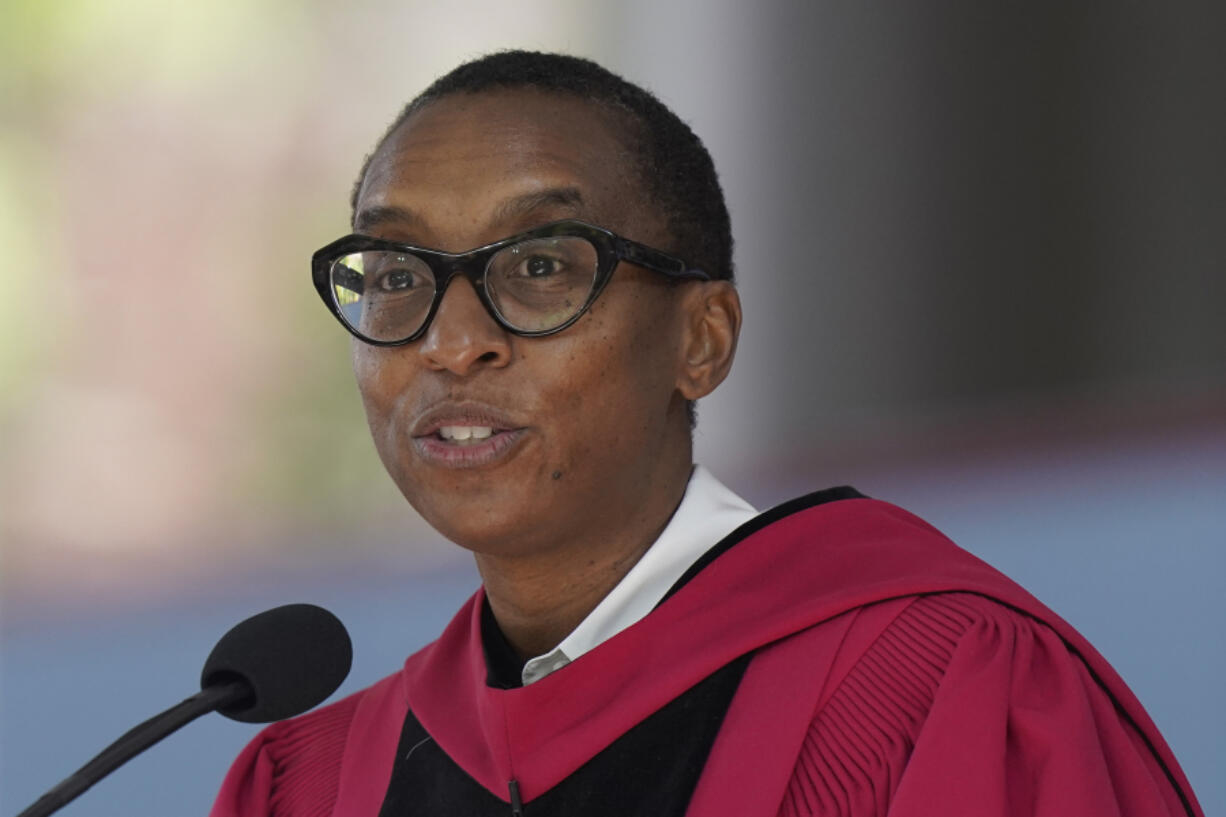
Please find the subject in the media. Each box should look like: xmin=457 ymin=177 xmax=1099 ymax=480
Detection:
xmin=435 ymin=425 xmax=499 ymax=444
xmin=409 ymin=406 xmax=529 ymax=468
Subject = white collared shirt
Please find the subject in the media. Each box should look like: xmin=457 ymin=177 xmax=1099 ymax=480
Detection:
xmin=520 ymin=465 xmax=757 ymax=685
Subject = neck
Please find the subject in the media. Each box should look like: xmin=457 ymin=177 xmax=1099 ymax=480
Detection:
xmin=475 ymin=458 xmax=693 ymax=661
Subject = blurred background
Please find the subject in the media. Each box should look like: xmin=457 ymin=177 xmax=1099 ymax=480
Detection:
xmin=2 ymin=1 xmax=1222 ymax=814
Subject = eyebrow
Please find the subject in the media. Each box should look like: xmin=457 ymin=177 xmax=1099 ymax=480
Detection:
xmin=352 ymin=204 xmax=423 ymax=233
xmin=491 ymin=187 xmax=588 ymax=224
xmin=352 ymin=187 xmax=590 ymax=236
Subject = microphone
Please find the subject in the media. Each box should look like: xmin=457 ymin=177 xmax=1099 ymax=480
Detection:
xmin=15 ymin=603 xmax=352 ymax=817
xmin=202 ymin=602 xmax=353 ymax=723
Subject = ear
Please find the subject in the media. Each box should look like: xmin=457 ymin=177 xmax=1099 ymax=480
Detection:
xmin=675 ymin=281 xmax=742 ymax=401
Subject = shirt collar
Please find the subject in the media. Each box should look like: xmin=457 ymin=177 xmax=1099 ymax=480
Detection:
xmin=520 ymin=465 xmax=757 ymax=685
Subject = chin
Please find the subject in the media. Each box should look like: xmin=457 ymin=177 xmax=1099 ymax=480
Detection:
xmin=402 ymin=486 xmax=538 ymax=555
xmin=433 ymin=518 xmax=547 ymax=560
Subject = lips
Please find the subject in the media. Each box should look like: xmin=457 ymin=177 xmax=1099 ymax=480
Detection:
xmin=409 ymin=402 xmax=528 ymax=468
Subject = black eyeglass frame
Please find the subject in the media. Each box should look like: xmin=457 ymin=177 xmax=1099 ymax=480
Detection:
xmin=311 ymin=219 xmax=711 ymax=346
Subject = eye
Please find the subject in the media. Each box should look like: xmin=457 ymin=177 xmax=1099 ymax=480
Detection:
xmin=374 ymin=257 xmax=430 ymax=292
xmin=519 ymin=254 xmax=565 ymax=278
xmin=487 ymin=236 xmax=595 ymax=302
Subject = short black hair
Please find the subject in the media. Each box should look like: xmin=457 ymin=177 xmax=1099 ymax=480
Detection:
xmin=349 ymin=50 xmax=734 ymax=283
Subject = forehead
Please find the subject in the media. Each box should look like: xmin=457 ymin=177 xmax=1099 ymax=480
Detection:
xmin=355 ymin=90 xmax=653 ymax=248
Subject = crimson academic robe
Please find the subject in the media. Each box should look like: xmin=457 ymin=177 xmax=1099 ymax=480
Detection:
xmin=210 ymin=492 xmax=1203 ymax=816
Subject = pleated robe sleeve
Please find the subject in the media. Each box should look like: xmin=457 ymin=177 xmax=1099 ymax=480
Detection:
xmin=779 ymin=594 xmax=1199 ymax=817
xmin=209 ymin=693 xmax=360 ymax=817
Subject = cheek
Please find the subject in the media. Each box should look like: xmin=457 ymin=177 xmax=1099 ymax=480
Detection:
xmin=612 ymin=292 xmax=683 ymax=392
xmin=351 ymin=348 xmax=385 ymax=415
xmin=351 ymin=347 xmax=405 ymax=463
xmin=556 ymin=299 xmax=680 ymax=436
xmin=352 ymin=341 xmax=411 ymax=400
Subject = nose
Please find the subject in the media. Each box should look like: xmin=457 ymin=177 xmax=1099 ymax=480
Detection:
xmin=417 ymin=277 xmax=513 ymax=375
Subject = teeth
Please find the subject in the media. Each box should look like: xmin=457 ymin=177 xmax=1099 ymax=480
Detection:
xmin=439 ymin=425 xmax=493 ymax=443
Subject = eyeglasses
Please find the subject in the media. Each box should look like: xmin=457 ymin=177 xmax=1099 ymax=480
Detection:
xmin=311 ymin=220 xmax=710 ymax=346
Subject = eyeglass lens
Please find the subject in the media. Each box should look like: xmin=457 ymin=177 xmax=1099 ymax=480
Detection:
xmin=330 ymin=236 xmax=600 ymax=341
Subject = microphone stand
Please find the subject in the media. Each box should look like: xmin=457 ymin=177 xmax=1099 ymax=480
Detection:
xmin=15 ymin=680 xmax=250 ymax=817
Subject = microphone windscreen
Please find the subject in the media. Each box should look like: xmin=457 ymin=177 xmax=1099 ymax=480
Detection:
xmin=201 ymin=603 xmax=352 ymax=723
